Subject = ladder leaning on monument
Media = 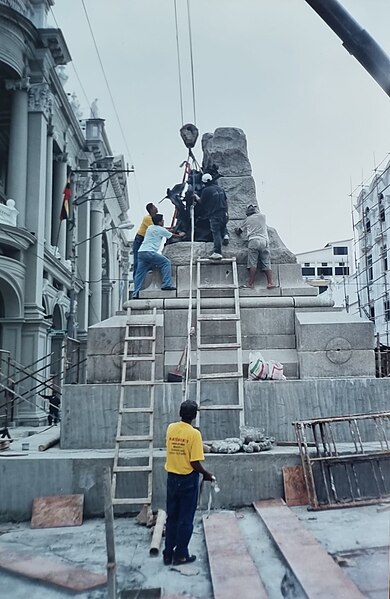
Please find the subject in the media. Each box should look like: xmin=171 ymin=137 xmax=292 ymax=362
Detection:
xmin=195 ymin=257 xmax=245 ymax=429
xmin=111 ymin=302 xmax=157 ymax=511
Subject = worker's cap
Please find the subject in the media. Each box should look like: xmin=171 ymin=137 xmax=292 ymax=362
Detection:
xmin=245 ymin=204 xmax=257 ymax=216
xmin=201 ymin=173 xmax=213 ymax=183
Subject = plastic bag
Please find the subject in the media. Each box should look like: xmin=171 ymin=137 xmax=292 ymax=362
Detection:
xmin=248 ymin=351 xmax=285 ymax=380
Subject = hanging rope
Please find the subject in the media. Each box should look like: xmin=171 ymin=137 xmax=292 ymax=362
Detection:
xmin=183 ymin=197 xmax=195 ymax=402
xmin=173 ymin=0 xmax=184 ymax=126
xmin=186 ymin=0 xmax=197 ymax=125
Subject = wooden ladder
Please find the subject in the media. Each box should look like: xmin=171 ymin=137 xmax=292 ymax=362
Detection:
xmin=111 ymin=306 xmax=157 ymax=508
xmin=195 ymin=257 xmax=245 ymax=429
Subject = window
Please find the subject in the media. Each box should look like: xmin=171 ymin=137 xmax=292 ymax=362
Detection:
xmin=369 ymin=304 xmax=375 ymax=321
xmin=367 ymin=254 xmax=373 ymax=282
xmin=380 ymin=205 xmax=386 ymax=222
xmin=382 ymin=245 xmax=388 ymax=272
xmin=302 ymin=267 xmax=315 ymax=276
xmin=385 ymin=300 xmax=390 ymax=322
xmin=335 ymin=267 xmax=350 ymax=276
xmin=333 ymin=246 xmax=348 ymax=255
xmin=304 ymin=263 xmax=310 ymax=267
xmin=317 ymin=267 xmax=332 ymax=276
xmin=338 ymin=262 xmax=345 ymax=266
xmin=365 ymin=219 xmax=371 ymax=233
xmin=321 ymin=262 xmax=328 ymax=266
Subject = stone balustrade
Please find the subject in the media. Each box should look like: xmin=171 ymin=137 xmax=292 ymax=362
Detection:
xmin=0 ymin=199 xmax=18 ymax=226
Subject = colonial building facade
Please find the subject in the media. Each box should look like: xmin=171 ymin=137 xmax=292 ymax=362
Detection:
xmin=0 ymin=0 xmax=132 ymax=423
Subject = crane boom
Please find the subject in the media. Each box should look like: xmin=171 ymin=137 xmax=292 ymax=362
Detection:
xmin=305 ymin=0 xmax=390 ymax=97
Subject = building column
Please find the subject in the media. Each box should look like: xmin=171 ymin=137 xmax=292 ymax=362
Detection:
xmin=21 ymin=82 xmax=52 ymax=425
xmin=76 ymin=185 xmax=91 ymax=338
xmin=52 ymin=154 xmax=68 ymax=257
xmin=45 ymin=124 xmax=54 ymax=245
xmin=89 ymin=194 xmax=103 ymax=325
xmin=5 ymin=79 xmax=29 ymax=227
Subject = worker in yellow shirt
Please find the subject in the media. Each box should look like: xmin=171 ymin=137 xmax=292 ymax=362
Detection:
xmin=163 ymin=400 xmax=213 ymax=566
xmin=133 ymin=203 xmax=158 ymax=276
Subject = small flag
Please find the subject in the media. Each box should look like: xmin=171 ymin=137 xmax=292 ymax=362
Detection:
xmin=60 ymin=177 xmax=71 ymax=221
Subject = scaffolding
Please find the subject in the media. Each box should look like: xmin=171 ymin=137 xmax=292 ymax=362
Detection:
xmin=351 ymin=155 xmax=390 ymax=374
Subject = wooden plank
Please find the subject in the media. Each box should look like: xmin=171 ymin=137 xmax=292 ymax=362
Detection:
xmin=203 ymin=511 xmax=269 ymax=599
xmin=31 ymin=494 xmax=84 ymax=529
xmin=0 ymin=549 xmax=106 ymax=592
xmin=282 ymin=465 xmax=309 ymax=507
xmin=253 ymin=499 xmax=365 ymax=599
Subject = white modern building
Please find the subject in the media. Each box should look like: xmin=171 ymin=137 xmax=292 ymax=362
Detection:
xmin=296 ymin=239 xmax=357 ymax=311
xmin=0 ymin=0 xmax=132 ymax=423
xmin=353 ymin=160 xmax=390 ymax=345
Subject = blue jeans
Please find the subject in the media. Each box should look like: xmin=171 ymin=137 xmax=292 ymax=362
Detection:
xmin=164 ymin=471 xmax=199 ymax=559
xmin=209 ymin=213 xmax=227 ymax=254
xmin=133 ymin=251 xmax=173 ymax=296
xmin=132 ymin=234 xmax=144 ymax=277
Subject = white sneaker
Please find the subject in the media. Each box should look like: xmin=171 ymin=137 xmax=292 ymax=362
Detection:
xmin=210 ymin=252 xmax=223 ymax=260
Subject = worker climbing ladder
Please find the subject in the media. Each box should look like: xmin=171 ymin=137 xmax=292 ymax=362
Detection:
xmin=195 ymin=257 xmax=245 ymax=430
xmin=111 ymin=305 xmax=157 ymax=509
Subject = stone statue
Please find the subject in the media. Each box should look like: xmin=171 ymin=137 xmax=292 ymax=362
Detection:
xmin=90 ymin=98 xmax=99 ymax=118
xmin=164 ymin=127 xmax=296 ymax=265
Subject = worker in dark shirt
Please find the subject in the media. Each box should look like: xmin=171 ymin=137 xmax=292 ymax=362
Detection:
xmin=197 ymin=174 xmax=229 ymax=260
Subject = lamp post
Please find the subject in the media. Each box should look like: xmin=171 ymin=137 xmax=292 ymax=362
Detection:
xmin=66 ymin=162 xmax=134 ymax=339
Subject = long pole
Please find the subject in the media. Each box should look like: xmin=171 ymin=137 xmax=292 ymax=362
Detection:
xmin=103 ymin=467 xmax=116 ymax=598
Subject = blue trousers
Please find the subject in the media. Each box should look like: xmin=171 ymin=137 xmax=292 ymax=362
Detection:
xmin=164 ymin=471 xmax=199 ymax=559
xmin=132 ymin=234 xmax=144 ymax=277
xmin=133 ymin=251 xmax=173 ymax=296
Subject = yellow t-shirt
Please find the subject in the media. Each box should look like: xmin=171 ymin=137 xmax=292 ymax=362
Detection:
xmin=137 ymin=214 xmax=153 ymax=237
xmin=165 ymin=421 xmax=204 ymax=475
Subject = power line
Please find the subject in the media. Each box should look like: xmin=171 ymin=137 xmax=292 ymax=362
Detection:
xmin=80 ymin=0 xmax=135 ymax=168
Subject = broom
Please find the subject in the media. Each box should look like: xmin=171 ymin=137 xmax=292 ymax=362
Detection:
xmin=167 ymin=344 xmax=188 ymax=383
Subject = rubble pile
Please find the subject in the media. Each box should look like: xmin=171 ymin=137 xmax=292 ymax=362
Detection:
xmin=204 ymin=426 xmax=275 ymax=454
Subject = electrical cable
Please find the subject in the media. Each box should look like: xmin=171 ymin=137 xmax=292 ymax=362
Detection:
xmin=80 ymin=0 xmax=135 ymax=169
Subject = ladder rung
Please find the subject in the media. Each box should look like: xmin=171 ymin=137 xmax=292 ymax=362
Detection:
xmin=121 ymin=381 xmax=155 ymax=386
xmin=120 ymin=407 xmax=153 ymax=414
xmin=197 ymin=314 xmax=239 ymax=321
xmin=198 ymin=372 xmax=242 ymax=380
xmin=197 ymin=258 xmax=235 ymax=264
xmin=198 ymin=284 xmax=236 ymax=289
xmin=199 ymin=342 xmax=241 ymax=349
xmin=125 ymin=336 xmax=155 ymax=341
xmin=123 ymin=356 xmax=154 ymax=361
xmin=116 ymin=435 xmax=152 ymax=442
xmin=127 ymin=316 xmax=156 ymax=325
xmin=113 ymin=466 xmax=152 ymax=473
xmin=112 ymin=497 xmax=151 ymax=506
xmin=200 ymin=404 xmax=243 ymax=410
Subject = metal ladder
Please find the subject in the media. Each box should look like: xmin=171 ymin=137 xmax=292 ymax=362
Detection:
xmin=195 ymin=257 xmax=245 ymax=428
xmin=111 ymin=306 xmax=157 ymax=508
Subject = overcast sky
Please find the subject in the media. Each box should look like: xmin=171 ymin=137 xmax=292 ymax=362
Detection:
xmin=50 ymin=0 xmax=390 ymax=254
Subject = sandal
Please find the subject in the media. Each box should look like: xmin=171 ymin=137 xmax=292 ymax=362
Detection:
xmin=172 ymin=554 xmax=197 ymax=565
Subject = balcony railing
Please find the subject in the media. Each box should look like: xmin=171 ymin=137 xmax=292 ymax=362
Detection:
xmin=0 ymin=200 xmax=18 ymax=227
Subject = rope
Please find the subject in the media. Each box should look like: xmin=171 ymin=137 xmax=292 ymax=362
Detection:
xmin=186 ymin=0 xmax=197 ymax=124
xmin=173 ymin=0 xmax=184 ymax=126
